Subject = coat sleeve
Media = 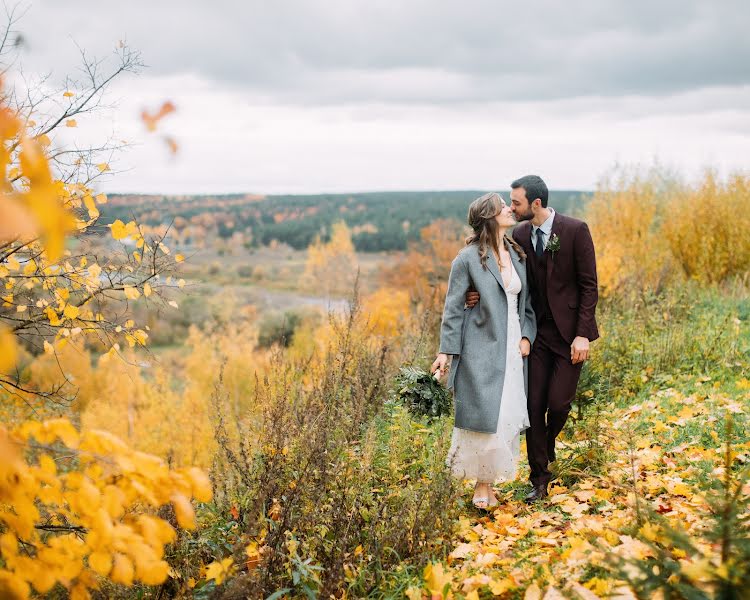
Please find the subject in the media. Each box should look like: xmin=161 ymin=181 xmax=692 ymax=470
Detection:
xmin=573 ymin=221 xmax=599 ymax=340
xmin=438 ymin=253 xmax=471 ymax=355
xmin=521 ymin=276 xmax=537 ymax=346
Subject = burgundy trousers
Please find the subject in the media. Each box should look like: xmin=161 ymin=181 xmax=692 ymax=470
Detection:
xmin=526 ymin=316 xmax=583 ymax=486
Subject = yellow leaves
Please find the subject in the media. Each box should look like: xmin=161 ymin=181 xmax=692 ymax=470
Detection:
xmin=16 ymin=418 xmax=80 ymax=448
xmin=14 ymin=136 xmax=77 ymax=261
xmin=204 ymin=557 xmax=234 ymax=585
xmin=423 ymin=562 xmax=453 ymax=598
xmin=614 ymin=535 xmax=654 ymax=561
xmin=134 ymin=556 xmax=169 ymax=585
xmin=110 ymin=553 xmax=134 ymax=586
xmin=123 ymin=286 xmax=140 ymax=300
xmin=304 ymin=220 xmax=358 ymax=295
xmin=110 ymin=219 xmax=129 ymax=240
xmin=1 ymin=417 xmax=212 ymax=595
xmin=171 ymin=493 xmax=196 ymax=529
xmin=96 ymin=162 xmax=110 ymax=173
xmin=362 ymin=287 xmax=411 ymax=338
xmin=668 ymin=481 xmax=693 ymax=497
xmin=186 ymin=467 xmax=213 ymax=503
xmin=404 ymin=586 xmax=422 ymax=600
xmin=72 ymin=480 xmax=102 ymax=514
xmin=88 ymin=550 xmax=112 ymax=576
xmin=66 ymin=119 xmax=78 ymax=128
xmin=524 ymin=582 xmax=542 ymax=600
xmin=83 ymin=194 xmax=99 ymax=219
xmin=143 ymin=282 xmax=152 ymax=297
xmin=0 ymin=326 xmax=17 ymax=372
xmin=63 ymin=91 xmax=75 ymax=98
xmin=125 ymin=329 xmax=148 ymax=348
xmin=0 ymin=571 xmax=30 ymax=600
xmin=63 ymin=303 xmax=80 ymax=319
xmin=489 ymin=577 xmax=515 ymax=595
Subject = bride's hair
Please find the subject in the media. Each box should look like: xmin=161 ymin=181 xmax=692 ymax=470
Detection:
xmin=465 ymin=192 xmax=526 ymax=270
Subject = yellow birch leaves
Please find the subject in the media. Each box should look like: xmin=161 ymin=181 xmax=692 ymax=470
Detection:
xmin=0 ymin=418 xmax=212 ymax=598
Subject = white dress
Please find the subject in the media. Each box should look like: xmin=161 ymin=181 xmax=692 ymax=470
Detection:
xmin=445 ymin=261 xmax=530 ymax=482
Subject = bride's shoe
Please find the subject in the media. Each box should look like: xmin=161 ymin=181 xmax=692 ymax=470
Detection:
xmin=472 ymin=483 xmax=498 ymax=510
xmin=472 ymin=496 xmax=490 ymax=510
xmin=472 ymin=482 xmax=489 ymax=509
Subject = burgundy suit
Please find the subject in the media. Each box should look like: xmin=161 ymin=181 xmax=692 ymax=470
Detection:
xmin=513 ymin=212 xmax=599 ymax=487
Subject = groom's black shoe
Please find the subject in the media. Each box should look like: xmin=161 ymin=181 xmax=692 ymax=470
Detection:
xmin=524 ymin=483 xmax=548 ymax=503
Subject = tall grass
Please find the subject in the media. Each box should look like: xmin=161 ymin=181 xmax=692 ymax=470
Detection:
xmin=164 ymin=297 xmax=462 ymax=598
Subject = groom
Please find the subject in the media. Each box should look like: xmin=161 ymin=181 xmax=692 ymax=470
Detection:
xmin=466 ymin=175 xmax=599 ymax=502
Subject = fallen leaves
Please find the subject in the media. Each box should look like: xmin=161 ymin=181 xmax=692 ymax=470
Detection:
xmin=411 ymin=384 xmax=748 ymax=599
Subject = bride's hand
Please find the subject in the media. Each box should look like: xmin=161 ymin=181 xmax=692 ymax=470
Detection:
xmin=519 ymin=338 xmax=531 ymax=357
xmin=431 ymin=353 xmax=449 ymax=379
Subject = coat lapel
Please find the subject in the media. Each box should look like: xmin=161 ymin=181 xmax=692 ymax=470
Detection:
xmin=508 ymin=244 xmax=525 ymax=289
xmin=487 ymin=247 xmax=505 ymax=292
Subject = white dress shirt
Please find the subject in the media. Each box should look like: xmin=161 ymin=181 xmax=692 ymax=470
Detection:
xmin=532 ymin=208 xmax=555 ymax=251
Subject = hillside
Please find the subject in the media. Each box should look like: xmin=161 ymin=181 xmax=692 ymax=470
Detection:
xmin=102 ymin=190 xmax=592 ymax=252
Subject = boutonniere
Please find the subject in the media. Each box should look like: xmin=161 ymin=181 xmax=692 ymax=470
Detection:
xmin=545 ymin=233 xmax=561 ymax=255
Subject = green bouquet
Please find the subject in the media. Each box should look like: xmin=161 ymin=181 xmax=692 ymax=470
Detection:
xmin=393 ymin=366 xmax=453 ymax=420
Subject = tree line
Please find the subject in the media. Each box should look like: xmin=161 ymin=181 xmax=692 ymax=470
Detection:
xmin=102 ymin=190 xmax=591 ymax=252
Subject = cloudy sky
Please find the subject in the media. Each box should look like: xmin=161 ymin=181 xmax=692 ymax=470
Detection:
xmin=9 ymin=0 xmax=750 ymax=194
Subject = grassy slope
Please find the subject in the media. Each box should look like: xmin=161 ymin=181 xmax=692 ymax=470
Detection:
xmin=398 ymin=287 xmax=750 ymax=599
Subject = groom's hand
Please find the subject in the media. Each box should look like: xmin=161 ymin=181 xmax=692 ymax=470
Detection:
xmin=465 ymin=290 xmax=480 ymax=308
xmin=571 ymin=336 xmax=590 ymax=364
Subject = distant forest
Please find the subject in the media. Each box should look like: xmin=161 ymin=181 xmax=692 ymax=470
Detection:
xmin=102 ymin=190 xmax=592 ymax=252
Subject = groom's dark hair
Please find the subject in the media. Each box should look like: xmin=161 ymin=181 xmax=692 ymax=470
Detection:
xmin=511 ymin=175 xmax=549 ymax=208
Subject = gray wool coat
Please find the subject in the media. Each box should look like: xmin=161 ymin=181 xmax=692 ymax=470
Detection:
xmin=439 ymin=242 xmax=537 ymax=433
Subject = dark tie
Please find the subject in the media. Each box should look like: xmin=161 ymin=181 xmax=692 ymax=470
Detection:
xmin=535 ymin=229 xmax=545 ymax=257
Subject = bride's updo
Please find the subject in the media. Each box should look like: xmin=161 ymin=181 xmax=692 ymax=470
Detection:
xmin=465 ymin=192 xmax=526 ymax=270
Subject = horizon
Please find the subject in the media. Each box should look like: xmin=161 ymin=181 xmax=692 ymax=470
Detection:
xmin=106 ymin=187 xmax=594 ymax=197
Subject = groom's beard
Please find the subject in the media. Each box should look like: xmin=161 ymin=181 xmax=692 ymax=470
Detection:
xmin=514 ymin=210 xmax=533 ymax=222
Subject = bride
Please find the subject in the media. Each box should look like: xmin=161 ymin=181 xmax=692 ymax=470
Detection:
xmin=431 ymin=192 xmax=537 ymax=509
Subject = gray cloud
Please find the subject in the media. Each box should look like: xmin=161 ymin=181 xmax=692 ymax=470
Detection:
xmin=15 ymin=0 xmax=750 ymax=106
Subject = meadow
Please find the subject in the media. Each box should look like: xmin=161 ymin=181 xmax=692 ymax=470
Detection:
xmin=0 ymin=39 xmax=748 ymax=598
xmin=2 ymin=156 xmax=749 ymax=600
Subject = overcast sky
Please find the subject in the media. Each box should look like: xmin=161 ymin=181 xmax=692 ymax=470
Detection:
xmin=9 ymin=0 xmax=750 ymax=194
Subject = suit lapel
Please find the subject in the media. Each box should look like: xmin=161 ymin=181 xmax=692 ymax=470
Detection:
xmin=546 ymin=214 xmax=564 ymax=283
xmin=517 ymin=223 xmax=533 ymax=255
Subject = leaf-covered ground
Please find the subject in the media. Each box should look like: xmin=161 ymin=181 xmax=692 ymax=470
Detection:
xmin=408 ymin=374 xmax=750 ymax=599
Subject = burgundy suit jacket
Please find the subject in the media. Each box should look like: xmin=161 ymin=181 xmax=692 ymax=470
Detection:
xmin=512 ymin=213 xmax=599 ymax=344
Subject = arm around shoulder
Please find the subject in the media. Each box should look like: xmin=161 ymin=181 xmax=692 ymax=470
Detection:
xmin=521 ymin=272 xmax=537 ymax=346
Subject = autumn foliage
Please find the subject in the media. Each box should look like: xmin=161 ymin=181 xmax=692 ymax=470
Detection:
xmin=0 ymin=36 xmax=213 ymax=598
xmin=0 ymin=419 xmax=211 ymax=597
xmin=586 ymin=167 xmax=750 ymax=296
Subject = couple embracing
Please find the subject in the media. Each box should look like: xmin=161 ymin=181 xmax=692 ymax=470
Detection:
xmin=431 ymin=175 xmax=599 ymax=509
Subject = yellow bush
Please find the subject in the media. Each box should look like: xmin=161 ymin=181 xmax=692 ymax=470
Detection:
xmin=0 ymin=418 xmax=211 ymax=598
xmin=585 ymin=168 xmax=750 ymax=295
xmin=585 ymin=168 xmax=673 ymax=295
xmin=662 ymin=172 xmax=750 ymax=284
